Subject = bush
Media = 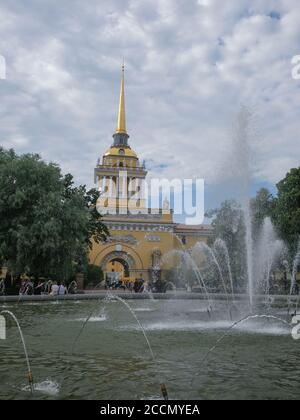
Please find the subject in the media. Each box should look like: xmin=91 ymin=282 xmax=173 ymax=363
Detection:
xmin=86 ymin=264 xmax=103 ymax=287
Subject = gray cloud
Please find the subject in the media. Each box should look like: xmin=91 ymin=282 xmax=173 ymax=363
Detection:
xmin=0 ymin=0 xmax=299 ymax=210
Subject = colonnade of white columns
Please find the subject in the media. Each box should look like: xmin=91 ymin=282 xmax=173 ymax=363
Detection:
xmin=99 ymin=175 xmax=141 ymax=198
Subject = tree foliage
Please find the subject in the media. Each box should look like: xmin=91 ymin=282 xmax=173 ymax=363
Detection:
xmin=86 ymin=264 xmax=104 ymax=287
xmin=273 ymin=168 xmax=300 ymax=254
xmin=250 ymin=187 xmax=275 ymax=241
xmin=206 ymin=200 xmax=246 ymax=290
xmin=0 ymin=148 xmax=108 ymax=280
xmin=206 ymin=168 xmax=300 ymax=289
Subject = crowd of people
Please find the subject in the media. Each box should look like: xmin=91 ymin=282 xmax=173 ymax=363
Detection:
xmin=19 ymin=280 xmax=69 ymax=296
xmin=104 ymin=273 xmax=167 ymax=293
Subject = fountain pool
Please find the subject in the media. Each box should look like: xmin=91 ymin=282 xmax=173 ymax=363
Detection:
xmin=0 ymin=297 xmax=299 ymax=400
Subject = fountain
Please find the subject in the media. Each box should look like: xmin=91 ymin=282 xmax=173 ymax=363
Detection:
xmin=105 ymin=294 xmax=169 ymax=400
xmin=67 ymin=280 xmax=77 ymax=294
xmin=65 ymin=292 xmax=168 ymax=400
xmin=162 ymin=249 xmax=212 ymax=305
xmin=229 ymin=107 xmax=255 ymax=308
xmin=1 ymin=110 xmax=299 ymax=401
xmin=192 ymin=242 xmax=230 ymax=300
xmin=0 ymin=279 xmax=5 ymax=296
xmin=290 ymin=240 xmax=300 ymax=295
xmin=213 ymin=238 xmax=235 ymax=299
xmin=43 ymin=280 xmax=52 ymax=294
xmin=1 ymin=285 xmax=299 ymax=399
xmin=254 ymin=217 xmax=286 ymax=299
xmin=216 ymin=107 xmax=299 ymax=310
xmin=191 ymin=313 xmax=291 ymax=386
xmin=157 ymin=108 xmax=296 ymax=320
xmin=283 ymin=241 xmax=300 ymax=318
xmin=164 ymin=281 xmax=177 ymax=291
xmin=24 ymin=282 xmax=34 ymax=295
xmin=0 ymin=310 xmax=34 ymax=395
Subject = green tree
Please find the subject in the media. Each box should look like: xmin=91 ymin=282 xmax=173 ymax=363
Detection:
xmin=273 ymin=167 xmax=300 ymax=254
xmin=206 ymin=200 xmax=246 ymax=291
xmin=0 ymin=148 xmax=108 ymax=281
xmin=85 ymin=264 xmax=104 ymax=287
xmin=250 ymin=188 xmax=275 ymax=241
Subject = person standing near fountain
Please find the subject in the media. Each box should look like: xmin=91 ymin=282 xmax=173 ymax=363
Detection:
xmin=57 ymin=282 xmax=67 ymax=295
xmin=50 ymin=281 xmax=59 ymax=296
xmin=134 ymin=274 xmax=144 ymax=293
xmin=19 ymin=280 xmax=26 ymax=295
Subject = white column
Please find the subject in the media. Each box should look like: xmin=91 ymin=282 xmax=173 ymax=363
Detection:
xmin=122 ymin=174 xmax=127 ymax=198
xmin=116 ymin=176 xmax=119 ymax=198
xmin=109 ymin=176 xmax=113 ymax=197
xmin=101 ymin=176 xmax=106 ymax=194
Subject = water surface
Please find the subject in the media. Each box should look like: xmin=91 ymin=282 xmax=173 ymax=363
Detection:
xmin=0 ymin=299 xmax=299 ymax=400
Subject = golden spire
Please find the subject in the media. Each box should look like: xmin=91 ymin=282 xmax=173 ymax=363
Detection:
xmin=115 ymin=62 xmax=127 ymax=134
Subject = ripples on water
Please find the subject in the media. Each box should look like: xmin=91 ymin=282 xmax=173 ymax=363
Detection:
xmin=22 ymin=380 xmax=60 ymax=396
xmin=0 ymin=299 xmax=299 ymax=400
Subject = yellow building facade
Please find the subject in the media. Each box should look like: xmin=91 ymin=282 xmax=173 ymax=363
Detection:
xmin=89 ymin=66 xmax=213 ymax=287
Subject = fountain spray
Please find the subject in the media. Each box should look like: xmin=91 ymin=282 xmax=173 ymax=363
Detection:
xmin=230 ymin=107 xmax=255 ymax=309
xmin=111 ymin=294 xmax=169 ymax=400
xmin=191 ymin=313 xmax=291 ymax=387
xmin=68 ymin=292 xmax=168 ymax=400
xmin=0 ymin=279 xmax=5 ymax=295
xmin=0 ymin=310 xmax=34 ymax=395
xmin=290 ymin=241 xmax=300 ymax=296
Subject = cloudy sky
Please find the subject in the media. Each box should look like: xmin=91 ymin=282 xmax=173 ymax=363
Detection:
xmin=0 ymin=0 xmax=299 ymax=216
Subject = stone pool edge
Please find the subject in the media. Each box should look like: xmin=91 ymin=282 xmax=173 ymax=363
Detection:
xmin=0 ymin=292 xmax=297 ymax=304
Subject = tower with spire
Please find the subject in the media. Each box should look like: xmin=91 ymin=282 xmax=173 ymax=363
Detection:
xmin=113 ymin=63 xmax=128 ymax=140
xmin=90 ymin=64 xmax=213 ymax=289
xmin=95 ymin=64 xmax=147 ymax=215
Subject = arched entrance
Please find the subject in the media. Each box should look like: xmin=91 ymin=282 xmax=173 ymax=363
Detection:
xmin=101 ymin=250 xmax=137 ymax=287
xmin=106 ymin=257 xmax=130 ymax=278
